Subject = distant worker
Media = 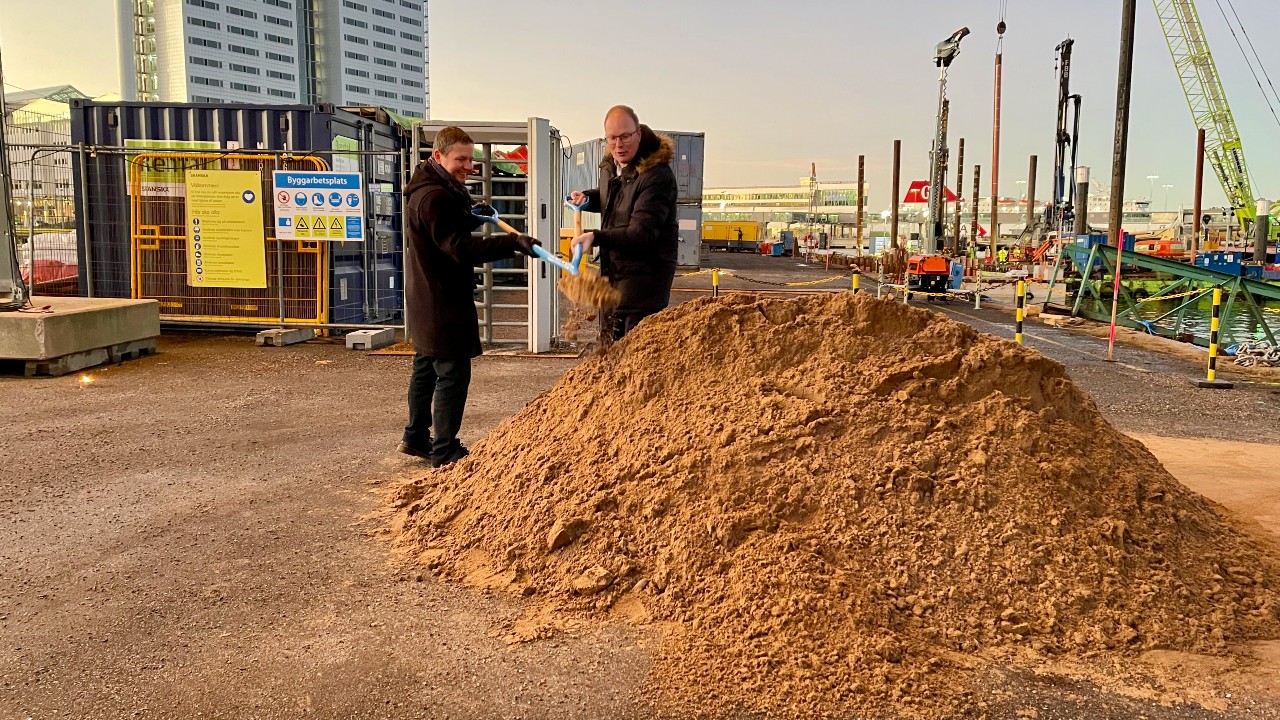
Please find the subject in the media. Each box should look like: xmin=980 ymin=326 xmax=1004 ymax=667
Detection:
xmin=997 ymin=246 xmax=1009 ymax=264
xmin=400 ymin=126 xmax=539 ymax=467
xmin=736 ymin=227 xmax=744 ymax=242
xmin=569 ymin=105 xmax=678 ymax=340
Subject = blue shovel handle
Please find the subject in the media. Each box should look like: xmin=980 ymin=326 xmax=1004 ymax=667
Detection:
xmin=532 ymin=244 xmax=581 ymax=276
xmin=472 ymin=207 xmax=499 ymax=224
xmin=564 ymin=195 xmax=589 ymax=212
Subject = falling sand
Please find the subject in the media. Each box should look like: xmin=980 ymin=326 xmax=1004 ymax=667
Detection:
xmin=558 ymin=268 xmax=620 ymax=311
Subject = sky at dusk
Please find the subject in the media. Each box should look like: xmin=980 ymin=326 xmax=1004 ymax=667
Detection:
xmin=3 ymin=0 xmax=1278 ymax=212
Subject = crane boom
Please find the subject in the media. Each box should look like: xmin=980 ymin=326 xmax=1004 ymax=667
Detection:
xmin=1152 ymin=0 xmax=1255 ymax=225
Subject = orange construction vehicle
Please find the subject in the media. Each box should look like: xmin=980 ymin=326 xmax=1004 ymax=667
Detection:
xmin=906 ymin=255 xmax=952 ymax=300
xmin=1133 ymin=237 xmax=1190 ymax=259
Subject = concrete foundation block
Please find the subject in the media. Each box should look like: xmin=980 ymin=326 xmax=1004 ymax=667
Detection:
xmin=0 ymin=297 xmax=160 ymax=376
xmin=345 ymin=328 xmax=396 ymax=351
xmin=255 ymin=328 xmax=316 ymax=347
xmin=0 ymin=297 xmax=160 ymax=360
xmin=23 ymin=338 xmax=156 ymax=377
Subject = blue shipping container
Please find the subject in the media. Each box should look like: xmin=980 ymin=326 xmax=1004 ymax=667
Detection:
xmin=69 ymin=100 xmax=409 ymax=324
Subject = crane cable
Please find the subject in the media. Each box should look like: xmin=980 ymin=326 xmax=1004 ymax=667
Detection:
xmin=1220 ymin=0 xmax=1280 ymax=113
xmin=1211 ymin=0 xmax=1280 ymax=133
xmin=996 ymin=0 xmax=1008 ymax=52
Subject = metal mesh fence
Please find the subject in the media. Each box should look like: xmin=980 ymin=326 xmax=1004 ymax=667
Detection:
xmin=70 ymin=146 xmax=406 ymax=328
xmin=6 ymin=106 xmax=79 ymax=297
xmin=11 ymin=122 xmax=569 ymax=348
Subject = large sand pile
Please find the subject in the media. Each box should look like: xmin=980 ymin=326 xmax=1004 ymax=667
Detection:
xmin=390 ymin=293 xmax=1280 ymax=718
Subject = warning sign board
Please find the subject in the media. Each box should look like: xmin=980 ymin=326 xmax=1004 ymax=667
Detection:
xmin=272 ymin=171 xmax=365 ymax=241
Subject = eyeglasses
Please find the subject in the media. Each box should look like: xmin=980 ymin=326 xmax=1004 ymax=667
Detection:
xmin=605 ymin=128 xmax=640 ymax=145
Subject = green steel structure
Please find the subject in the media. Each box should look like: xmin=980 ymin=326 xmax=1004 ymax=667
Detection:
xmin=1045 ymin=243 xmax=1280 ymax=347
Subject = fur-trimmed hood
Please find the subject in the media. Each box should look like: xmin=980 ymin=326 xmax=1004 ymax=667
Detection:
xmin=602 ymin=124 xmax=674 ymax=175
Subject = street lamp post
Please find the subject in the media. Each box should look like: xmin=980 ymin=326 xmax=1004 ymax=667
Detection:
xmin=1162 ymin=184 xmax=1173 ymax=211
xmin=1145 ymin=174 xmax=1158 ymax=203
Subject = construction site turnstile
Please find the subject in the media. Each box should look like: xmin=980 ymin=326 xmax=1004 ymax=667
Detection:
xmin=409 ymin=118 xmax=560 ymax=353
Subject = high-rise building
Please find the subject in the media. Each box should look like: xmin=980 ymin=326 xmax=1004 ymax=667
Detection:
xmin=117 ymin=0 xmax=430 ymax=120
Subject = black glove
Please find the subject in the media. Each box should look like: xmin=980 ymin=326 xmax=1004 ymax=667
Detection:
xmin=472 ymin=202 xmax=496 ymax=218
xmin=509 ymin=232 xmax=540 ymax=257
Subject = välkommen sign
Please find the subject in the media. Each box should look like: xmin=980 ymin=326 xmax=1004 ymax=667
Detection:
xmin=184 ymin=170 xmax=268 ymax=288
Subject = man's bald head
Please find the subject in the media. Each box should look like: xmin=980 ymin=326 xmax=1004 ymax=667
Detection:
xmin=604 ymin=105 xmax=643 ymax=165
xmin=605 ymin=105 xmax=640 ymax=130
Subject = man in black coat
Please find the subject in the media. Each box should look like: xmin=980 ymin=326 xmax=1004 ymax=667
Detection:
xmin=400 ymin=126 xmax=537 ymax=467
xmin=568 ymin=105 xmax=678 ymax=339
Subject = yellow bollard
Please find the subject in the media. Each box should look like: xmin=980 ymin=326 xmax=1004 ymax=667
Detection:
xmin=1015 ymin=280 xmax=1026 ymax=345
xmin=1196 ymin=287 xmax=1233 ymax=389
xmin=712 ymin=269 xmax=720 ymax=298
xmin=851 ymin=273 xmax=860 ymax=294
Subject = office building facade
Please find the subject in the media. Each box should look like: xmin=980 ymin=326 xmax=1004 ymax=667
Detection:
xmin=118 ymin=0 xmax=429 ymax=119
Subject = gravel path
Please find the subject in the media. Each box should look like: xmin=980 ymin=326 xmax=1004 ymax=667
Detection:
xmin=1 ymin=258 xmax=1277 ymax=718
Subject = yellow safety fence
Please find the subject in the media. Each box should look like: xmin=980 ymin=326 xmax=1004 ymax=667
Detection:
xmin=129 ymin=152 xmax=329 ymax=325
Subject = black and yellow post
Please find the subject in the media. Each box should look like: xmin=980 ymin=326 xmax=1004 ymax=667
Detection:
xmin=1195 ymin=287 xmax=1234 ymax=389
xmin=1015 ymin=280 xmax=1026 ymax=345
xmin=851 ymin=272 xmax=860 ymax=294
xmin=712 ymin=269 xmax=720 ymax=298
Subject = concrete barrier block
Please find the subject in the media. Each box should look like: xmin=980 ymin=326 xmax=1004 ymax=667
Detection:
xmin=345 ymin=328 xmax=396 ymax=351
xmin=255 ymin=328 xmax=316 ymax=347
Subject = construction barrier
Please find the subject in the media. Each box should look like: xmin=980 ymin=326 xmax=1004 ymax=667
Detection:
xmin=129 ymin=152 xmax=331 ymax=326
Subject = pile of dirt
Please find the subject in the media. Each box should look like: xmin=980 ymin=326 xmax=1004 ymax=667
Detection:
xmin=389 ymin=293 xmax=1280 ymax=719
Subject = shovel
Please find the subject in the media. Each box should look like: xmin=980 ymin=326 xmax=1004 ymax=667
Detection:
xmin=471 ymin=205 xmax=619 ymax=310
xmin=471 ymin=206 xmax=577 ymax=269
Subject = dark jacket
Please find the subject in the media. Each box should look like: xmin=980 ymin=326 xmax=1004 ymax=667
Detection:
xmin=581 ymin=125 xmax=678 ymax=315
xmin=404 ymin=159 xmax=522 ymax=359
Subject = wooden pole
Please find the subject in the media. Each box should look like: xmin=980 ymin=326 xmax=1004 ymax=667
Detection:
xmin=890 ymin=139 xmax=901 ymax=250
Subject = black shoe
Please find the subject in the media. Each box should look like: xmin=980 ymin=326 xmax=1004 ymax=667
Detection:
xmin=398 ymin=441 xmax=432 ymax=460
xmin=430 ymin=442 xmax=469 ymax=468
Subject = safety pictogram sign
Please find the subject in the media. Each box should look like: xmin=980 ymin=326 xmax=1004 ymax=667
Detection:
xmin=272 ymin=171 xmax=365 ymax=241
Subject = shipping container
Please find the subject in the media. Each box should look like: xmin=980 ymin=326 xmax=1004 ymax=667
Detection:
xmin=676 ymin=204 xmax=703 ymax=269
xmin=560 ymin=129 xmax=704 ymax=215
xmin=664 ymin=130 xmax=705 ymax=203
xmin=702 ymin=220 xmax=765 ymax=253
xmin=702 ymin=220 xmax=763 ymax=242
xmin=68 ymin=100 xmax=410 ymax=325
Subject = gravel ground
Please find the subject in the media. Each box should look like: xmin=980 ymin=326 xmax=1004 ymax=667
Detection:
xmin=0 ymin=254 xmax=1277 ymax=719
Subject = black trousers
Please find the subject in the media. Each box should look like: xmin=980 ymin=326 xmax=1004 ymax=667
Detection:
xmin=403 ymin=354 xmax=471 ymax=456
xmin=609 ymin=311 xmax=651 ymax=341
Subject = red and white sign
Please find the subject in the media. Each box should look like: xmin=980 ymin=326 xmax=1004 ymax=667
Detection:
xmin=976 ymin=224 xmax=988 ymax=238
xmin=903 ymin=180 xmax=958 ymax=204
xmin=276 ymin=190 xmax=291 ymax=205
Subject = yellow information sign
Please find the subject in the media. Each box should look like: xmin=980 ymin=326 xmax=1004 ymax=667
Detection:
xmin=184 ymin=170 xmax=267 ymax=288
